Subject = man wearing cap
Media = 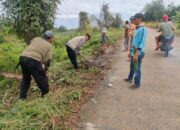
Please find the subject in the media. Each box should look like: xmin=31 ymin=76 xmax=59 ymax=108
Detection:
xmin=19 ymin=30 xmax=54 ymax=99
xmin=123 ymin=20 xmax=130 ymax=52
xmin=66 ymin=33 xmax=91 ymax=70
xmin=155 ymin=15 xmax=176 ymax=50
xmin=101 ymin=25 xmax=109 ymax=44
xmin=124 ymin=13 xmax=147 ymax=89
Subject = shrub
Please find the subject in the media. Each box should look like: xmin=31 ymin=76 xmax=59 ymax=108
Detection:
xmin=0 ymin=35 xmax=5 ymax=43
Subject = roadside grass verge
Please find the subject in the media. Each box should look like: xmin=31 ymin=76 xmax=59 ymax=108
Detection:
xmin=145 ymin=22 xmax=159 ymax=29
xmin=0 ymin=28 xmax=123 ymax=129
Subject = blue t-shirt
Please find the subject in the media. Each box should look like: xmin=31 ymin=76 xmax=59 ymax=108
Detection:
xmin=131 ymin=26 xmax=147 ymax=56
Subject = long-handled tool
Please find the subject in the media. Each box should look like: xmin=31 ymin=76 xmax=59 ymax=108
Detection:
xmin=79 ymin=54 xmax=105 ymax=68
xmin=79 ymin=54 xmax=93 ymax=64
xmin=0 ymin=72 xmax=22 ymax=80
xmin=79 ymin=54 xmax=102 ymax=68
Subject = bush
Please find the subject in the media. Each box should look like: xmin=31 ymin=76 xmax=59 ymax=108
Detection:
xmin=0 ymin=35 xmax=5 ymax=43
xmin=176 ymin=23 xmax=180 ymax=30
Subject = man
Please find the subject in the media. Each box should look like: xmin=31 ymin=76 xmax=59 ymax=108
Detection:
xmin=19 ymin=30 xmax=54 ymax=99
xmin=101 ymin=26 xmax=109 ymax=44
xmin=129 ymin=16 xmax=136 ymax=49
xmin=124 ymin=13 xmax=147 ymax=89
xmin=123 ymin=21 xmax=130 ymax=52
xmin=155 ymin=15 xmax=176 ymax=50
xmin=66 ymin=33 xmax=91 ymax=70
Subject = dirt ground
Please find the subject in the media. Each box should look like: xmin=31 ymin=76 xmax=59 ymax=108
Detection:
xmin=75 ymin=28 xmax=180 ymax=130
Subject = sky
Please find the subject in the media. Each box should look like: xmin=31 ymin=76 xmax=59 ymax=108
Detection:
xmin=55 ymin=0 xmax=180 ymax=29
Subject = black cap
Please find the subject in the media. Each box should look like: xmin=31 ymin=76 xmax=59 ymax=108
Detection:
xmin=134 ymin=13 xmax=144 ymax=21
xmin=130 ymin=16 xmax=135 ymax=21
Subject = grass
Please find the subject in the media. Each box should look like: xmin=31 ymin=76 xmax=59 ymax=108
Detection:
xmin=0 ymin=28 xmax=123 ymax=129
xmin=145 ymin=22 xmax=159 ymax=29
xmin=175 ymin=22 xmax=180 ymax=36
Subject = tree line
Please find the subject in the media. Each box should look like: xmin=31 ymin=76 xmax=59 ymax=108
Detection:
xmin=0 ymin=1 xmax=123 ymax=44
xmin=143 ymin=0 xmax=180 ymax=22
xmin=61 ymin=3 xmax=123 ymax=32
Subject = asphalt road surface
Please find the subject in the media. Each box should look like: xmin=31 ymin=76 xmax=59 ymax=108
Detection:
xmin=77 ymin=28 xmax=180 ymax=130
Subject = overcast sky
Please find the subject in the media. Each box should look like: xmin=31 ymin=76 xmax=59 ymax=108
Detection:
xmin=55 ymin=0 xmax=180 ymax=29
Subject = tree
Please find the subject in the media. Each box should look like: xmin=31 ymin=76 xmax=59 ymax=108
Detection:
xmin=79 ymin=11 xmax=90 ymax=31
xmin=166 ymin=3 xmax=180 ymax=18
xmin=90 ymin=15 xmax=102 ymax=28
xmin=58 ymin=26 xmax=67 ymax=32
xmin=0 ymin=15 xmax=14 ymax=34
xmin=175 ymin=12 xmax=180 ymax=23
xmin=143 ymin=0 xmax=165 ymax=21
xmin=100 ymin=3 xmax=111 ymax=26
xmin=1 ymin=0 xmax=61 ymax=44
xmin=112 ymin=13 xmax=123 ymax=28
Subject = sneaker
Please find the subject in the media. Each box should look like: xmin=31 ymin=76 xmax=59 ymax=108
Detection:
xmin=130 ymin=84 xmax=140 ymax=89
xmin=124 ymin=78 xmax=133 ymax=83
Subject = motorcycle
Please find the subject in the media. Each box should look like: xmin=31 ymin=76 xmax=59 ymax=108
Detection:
xmin=159 ymin=36 xmax=174 ymax=57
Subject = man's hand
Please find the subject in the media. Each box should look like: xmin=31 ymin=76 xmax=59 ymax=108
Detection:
xmin=128 ymin=53 xmax=131 ymax=58
xmin=133 ymin=54 xmax=138 ymax=62
xmin=133 ymin=50 xmax=139 ymax=62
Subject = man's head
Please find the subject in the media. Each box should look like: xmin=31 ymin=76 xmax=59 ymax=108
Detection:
xmin=130 ymin=16 xmax=135 ymax=23
xmin=162 ymin=15 xmax=169 ymax=22
xmin=125 ymin=21 xmax=129 ymax=25
xmin=84 ymin=33 xmax=91 ymax=42
xmin=43 ymin=30 xmax=54 ymax=43
xmin=133 ymin=13 xmax=144 ymax=25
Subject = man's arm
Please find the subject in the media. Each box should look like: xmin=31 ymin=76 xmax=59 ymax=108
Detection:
xmin=44 ymin=48 xmax=52 ymax=71
xmin=76 ymin=39 xmax=84 ymax=54
xmin=134 ymin=28 xmax=147 ymax=61
xmin=158 ymin=25 xmax=162 ymax=32
xmin=171 ymin=23 xmax=176 ymax=32
xmin=138 ymin=28 xmax=147 ymax=50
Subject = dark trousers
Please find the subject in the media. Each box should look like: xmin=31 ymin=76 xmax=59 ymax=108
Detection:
xmin=102 ymin=33 xmax=107 ymax=44
xmin=128 ymin=53 xmax=144 ymax=87
xmin=66 ymin=45 xmax=78 ymax=69
xmin=19 ymin=56 xmax=49 ymax=99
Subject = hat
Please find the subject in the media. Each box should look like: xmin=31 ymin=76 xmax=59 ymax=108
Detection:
xmin=44 ymin=30 xmax=54 ymax=38
xmin=162 ymin=15 xmax=169 ymax=21
xmin=134 ymin=13 xmax=144 ymax=20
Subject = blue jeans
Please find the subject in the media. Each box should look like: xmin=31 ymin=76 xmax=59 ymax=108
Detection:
xmin=162 ymin=36 xmax=173 ymax=57
xmin=128 ymin=53 xmax=144 ymax=87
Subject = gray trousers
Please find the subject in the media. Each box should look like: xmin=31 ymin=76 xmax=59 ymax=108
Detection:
xmin=124 ymin=36 xmax=129 ymax=50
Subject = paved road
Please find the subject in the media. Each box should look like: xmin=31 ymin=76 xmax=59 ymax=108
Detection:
xmin=77 ymin=28 xmax=180 ymax=130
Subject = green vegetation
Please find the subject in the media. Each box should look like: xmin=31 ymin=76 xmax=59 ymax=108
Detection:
xmin=145 ymin=22 xmax=159 ymax=29
xmin=143 ymin=0 xmax=180 ymax=22
xmin=90 ymin=4 xmax=123 ymax=28
xmin=0 ymin=1 xmax=123 ymax=128
xmin=143 ymin=0 xmax=180 ymax=36
xmin=143 ymin=0 xmax=165 ymax=21
xmin=0 ymin=28 xmax=123 ymax=129
xmin=1 ymin=0 xmax=61 ymax=43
